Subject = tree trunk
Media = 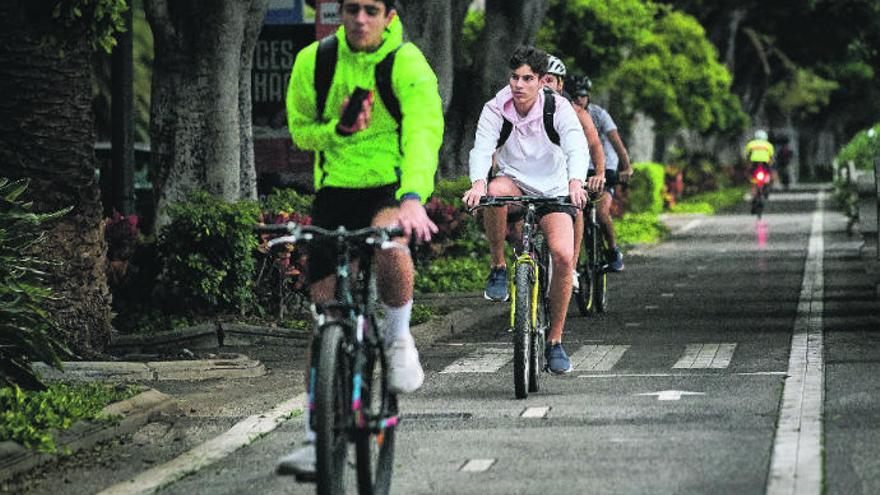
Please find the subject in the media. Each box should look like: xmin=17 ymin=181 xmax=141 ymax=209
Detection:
xmin=0 ymin=2 xmax=113 ymax=355
xmin=395 ymin=0 xmax=472 ymax=112
xmin=441 ymin=0 xmax=550 ymax=177
xmin=145 ymin=0 xmax=268 ymax=229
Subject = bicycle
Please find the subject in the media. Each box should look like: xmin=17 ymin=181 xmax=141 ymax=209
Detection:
xmin=472 ymin=195 xmax=571 ymax=399
xmin=254 ymin=222 xmax=403 ymax=495
xmin=573 ymin=191 xmax=608 ymax=316
xmin=750 ymin=163 xmax=771 ymax=218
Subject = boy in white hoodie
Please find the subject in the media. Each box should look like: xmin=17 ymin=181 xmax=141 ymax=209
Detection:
xmin=462 ymin=45 xmax=593 ymax=374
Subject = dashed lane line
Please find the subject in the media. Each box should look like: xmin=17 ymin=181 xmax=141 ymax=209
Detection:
xmin=766 ymin=191 xmax=824 ymax=495
xmin=673 ymin=343 xmax=737 ymax=369
xmin=439 ymin=347 xmax=509 ymax=373
xmin=98 ymin=393 xmax=307 ymax=495
xmin=569 ymin=345 xmax=630 ymax=371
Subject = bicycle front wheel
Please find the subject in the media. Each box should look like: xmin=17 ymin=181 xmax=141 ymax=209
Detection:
xmin=315 ymin=324 xmax=356 ymax=495
xmin=513 ymin=263 xmax=533 ymax=399
xmin=355 ymin=344 xmax=396 ymax=495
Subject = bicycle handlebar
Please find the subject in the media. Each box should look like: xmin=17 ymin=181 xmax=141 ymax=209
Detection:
xmin=253 ymin=222 xmax=405 ymax=249
xmin=469 ymin=195 xmax=573 ymax=213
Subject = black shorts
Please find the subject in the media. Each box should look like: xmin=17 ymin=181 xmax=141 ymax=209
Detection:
xmin=307 ymin=184 xmax=398 ymax=282
xmin=587 ymin=169 xmax=619 ymax=197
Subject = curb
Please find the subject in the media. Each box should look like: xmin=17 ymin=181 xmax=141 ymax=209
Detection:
xmin=0 ymin=389 xmax=178 ymax=484
xmin=411 ymin=298 xmax=509 ymax=348
xmin=32 ymin=353 xmax=266 ymax=382
xmin=108 ymin=323 xmax=308 ymax=355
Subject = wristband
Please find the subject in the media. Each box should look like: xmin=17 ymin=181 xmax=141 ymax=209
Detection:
xmin=399 ymin=192 xmax=421 ymax=203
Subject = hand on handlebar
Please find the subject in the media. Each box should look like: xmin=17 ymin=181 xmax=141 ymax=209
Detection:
xmin=586 ymin=173 xmax=605 ymax=193
xmin=569 ymin=179 xmax=587 ymax=209
xmin=398 ymin=199 xmax=438 ymax=243
xmin=462 ymin=179 xmax=487 ymax=209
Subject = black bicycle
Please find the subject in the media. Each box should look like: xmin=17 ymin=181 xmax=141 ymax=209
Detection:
xmin=254 ymin=222 xmax=403 ymax=495
xmin=472 ymin=195 xmax=571 ymax=399
xmin=574 ymin=191 xmax=608 ymax=316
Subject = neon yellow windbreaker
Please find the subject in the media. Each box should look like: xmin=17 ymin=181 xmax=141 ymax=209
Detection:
xmin=285 ymin=17 xmax=444 ymax=202
xmin=745 ymin=139 xmax=775 ymax=164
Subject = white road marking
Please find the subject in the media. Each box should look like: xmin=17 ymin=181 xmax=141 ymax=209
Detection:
xmin=645 ymin=304 xmax=660 ymax=310
xmin=569 ymin=345 xmax=629 ymax=371
xmin=440 ymin=348 xmax=509 ymax=373
xmin=767 ymin=191 xmax=825 ymax=495
xmin=521 ymin=406 xmax=550 ymax=419
xmin=661 ymin=292 xmax=674 ymax=297
xmin=624 ymin=322 xmax=642 ymax=327
xmin=578 ymin=372 xmax=785 ymax=378
xmin=677 ymin=219 xmax=703 ymax=234
xmin=460 ymin=459 xmax=496 ymax=472
xmin=673 ymin=343 xmax=737 ymax=369
xmin=98 ymin=393 xmax=307 ymax=495
xmin=637 ymin=390 xmax=705 ymax=401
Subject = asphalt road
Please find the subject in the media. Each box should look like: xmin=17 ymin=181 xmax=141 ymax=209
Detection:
xmin=12 ymin=184 xmax=880 ymax=495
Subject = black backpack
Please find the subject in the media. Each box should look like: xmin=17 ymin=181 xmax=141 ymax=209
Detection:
xmin=313 ymin=35 xmax=402 ymax=127
xmin=496 ymin=87 xmax=561 ymax=149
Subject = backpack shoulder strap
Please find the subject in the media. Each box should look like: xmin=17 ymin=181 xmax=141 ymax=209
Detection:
xmin=314 ymin=35 xmax=338 ymax=122
xmin=497 ymin=119 xmax=513 ymax=149
xmin=375 ymin=44 xmax=403 ymax=127
xmin=543 ymin=87 xmax=560 ymax=146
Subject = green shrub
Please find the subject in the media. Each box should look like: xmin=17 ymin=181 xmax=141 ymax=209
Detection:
xmin=668 ymin=185 xmax=748 ymax=214
xmin=261 ymin=188 xmax=313 ymax=217
xmin=836 ymin=123 xmax=880 ymax=171
xmin=158 ymin=191 xmax=260 ymax=315
xmin=0 ymin=178 xmax=71 ymax=390
xmin=415 ymin=253 xmax=491 ymax=293
xmin=627 ymin=162 xmax=665 ymax=214
xmin=432 ymin=175 xmax=471 ymax=208
xmin=616 ymin=212 xmax=667 ymax=245
xmin=0 ymin=383 xmax=139 ymax=453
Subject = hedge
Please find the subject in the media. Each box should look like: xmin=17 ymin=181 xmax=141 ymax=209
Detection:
xmin=627 ymin=162 xmax=665 ymax=214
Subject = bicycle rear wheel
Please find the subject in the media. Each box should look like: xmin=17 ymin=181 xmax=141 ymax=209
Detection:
xmin=355 ymin=344 xmax=396 ymax=495
xmin=593 ymin=225 xmax=609 ymax=313
xmin=512 ymin=263 xmax=532 ymax=399
xmin=315 ymin=324 xmax=356 ymax=495
xmin=574 ymin=214 xmax=595 ymax=316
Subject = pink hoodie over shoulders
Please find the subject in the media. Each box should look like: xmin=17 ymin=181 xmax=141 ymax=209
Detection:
xmin=468 ymin=86 xmax=590 ymax=196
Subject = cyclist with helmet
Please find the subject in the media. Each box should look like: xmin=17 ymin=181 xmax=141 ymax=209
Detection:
xmin=745 ymin=129 xmax=775 ymax=183
xmin=572 ymin=76 xmax=632 ymax=272
xmin=463 ymin=45 xmax=595 ymax=374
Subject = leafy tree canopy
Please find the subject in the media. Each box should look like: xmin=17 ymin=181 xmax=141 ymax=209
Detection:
xmin=539 ymin=0 xmax=746 ymax=135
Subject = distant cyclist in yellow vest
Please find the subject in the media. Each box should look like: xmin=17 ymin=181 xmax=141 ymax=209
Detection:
xmin=744 ymin=129 xmax=776 ymax=189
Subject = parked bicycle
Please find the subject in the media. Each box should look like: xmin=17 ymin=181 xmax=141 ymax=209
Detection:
xmin=574 ymin=191 xmax=608 ymax=316
xmin=471 ymin=195 xmax=572 ymax=399
xmin=254 ymin=222 xmax=403 ymax=495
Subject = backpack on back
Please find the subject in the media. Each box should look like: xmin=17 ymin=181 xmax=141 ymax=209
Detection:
xmin=496 ymin=87 xmax=561 ymax=149
xmin=313 ymin=35 xmax=402 ymax=127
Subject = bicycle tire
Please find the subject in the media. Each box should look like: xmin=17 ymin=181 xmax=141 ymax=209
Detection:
xmin=513 ymin=262 xmax=532 ymax=399
xmin=593 ymin=225 xmax=609 ymax=313
xmin=529 ymin=235 xmax=549 ymax=392
xmin=355 ymin=345 xmax=396 ymax=495
xmin=574 ymin=227 xmax=595 ymax=316
xmin=315 ymin=324 xmax=355 ymax=495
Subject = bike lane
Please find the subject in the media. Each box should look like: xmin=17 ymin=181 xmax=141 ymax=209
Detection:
xmin=388 ymin=186 xmax=826 ymax=494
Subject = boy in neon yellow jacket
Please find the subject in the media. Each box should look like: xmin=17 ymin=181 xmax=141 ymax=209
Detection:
xmin=278 ymin=0 xmax=444 ymax=479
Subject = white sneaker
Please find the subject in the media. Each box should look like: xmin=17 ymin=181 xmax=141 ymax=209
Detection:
xmin=276 ymin=442 xmax=316 ymax=481
xmin=387 ymin=335 xmax=424 ymax=394
xmin=571 ymin=269 xmax=580 ymax=291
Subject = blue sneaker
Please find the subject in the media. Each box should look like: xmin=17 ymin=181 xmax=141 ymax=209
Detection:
xmin=606 ymin=247 xmax=624 ymax=272
xmin=545 ymin=342 xmax=573 ymax=374
xmin=483 ymin=266 xmax=509 ymax=302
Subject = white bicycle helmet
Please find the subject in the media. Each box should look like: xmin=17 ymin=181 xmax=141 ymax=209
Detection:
xmin=754 ymin=129 xmax=768 ymax=140
xmin=546 ymin=55 xmax=567 ymax=78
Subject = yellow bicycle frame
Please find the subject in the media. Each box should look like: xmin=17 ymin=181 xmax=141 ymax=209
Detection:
xmin=509 ymin=252 xmax=540 ymax=329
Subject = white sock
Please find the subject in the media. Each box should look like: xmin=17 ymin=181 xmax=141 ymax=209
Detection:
xmin=304 ymin=405 xmax=315 ymax=443
xmin=382 ymin=300 xmax=413 ymax=344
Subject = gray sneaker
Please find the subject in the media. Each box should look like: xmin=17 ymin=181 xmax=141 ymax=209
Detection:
xmin=483 ymin=266 xmax=509 ymax=301
xmin=276 ymin=442 xmax=315 ymax=481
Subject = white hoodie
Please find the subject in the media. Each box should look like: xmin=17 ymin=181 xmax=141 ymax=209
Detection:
xmin=468 ymin=86 xmax=590 ymax=196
